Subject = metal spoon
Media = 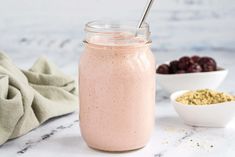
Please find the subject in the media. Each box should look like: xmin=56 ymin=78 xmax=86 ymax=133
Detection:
xmin=137 ymin=0 xmax=155 ymax=29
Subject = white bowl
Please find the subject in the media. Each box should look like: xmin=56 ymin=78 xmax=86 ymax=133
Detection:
xmin=156 ymin=68 xmax=228 ymax=93
xmin=171 ymin=90 xmax=235 ymax=127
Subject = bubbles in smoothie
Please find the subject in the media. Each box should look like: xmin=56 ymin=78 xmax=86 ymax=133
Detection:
xmin=87 ymin=32 xmax=147 ymax=46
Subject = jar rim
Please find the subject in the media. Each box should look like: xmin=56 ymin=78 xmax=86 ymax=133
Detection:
xmin=85 ymin=20 xmax=150 ymax=34
xmin=84 ymin=20 xmax=151 ymax=46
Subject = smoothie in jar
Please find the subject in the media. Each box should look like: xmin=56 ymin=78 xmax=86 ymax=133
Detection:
xmin=79 ymin=21 xmax=155 ymax=152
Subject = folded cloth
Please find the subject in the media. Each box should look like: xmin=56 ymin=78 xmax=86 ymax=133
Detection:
xmin=0 ymin=52 xmax=78 ymax=145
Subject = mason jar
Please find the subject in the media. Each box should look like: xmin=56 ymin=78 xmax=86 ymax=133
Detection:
xmin=79 ymin=21 xmax=155 ymax=152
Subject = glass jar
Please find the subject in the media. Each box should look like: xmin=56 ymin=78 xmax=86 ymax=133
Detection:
xmin=79 ymin=21 xmax=155 ymax=152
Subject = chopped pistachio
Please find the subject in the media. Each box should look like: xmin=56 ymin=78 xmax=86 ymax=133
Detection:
xmin=176 ymin=89 xmax=235 ymax=105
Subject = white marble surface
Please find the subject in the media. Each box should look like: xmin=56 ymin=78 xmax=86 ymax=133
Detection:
xmin=1 ymin=94 xmax=235 ymax=157
xmin=0 ymin=52 xmax=234 ymax=157
xmin=0 ymin=0 xmax=235 ymax=156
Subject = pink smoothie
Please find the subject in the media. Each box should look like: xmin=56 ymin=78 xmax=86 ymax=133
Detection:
xmin=79 ymin=32 xmax=155 ymax=151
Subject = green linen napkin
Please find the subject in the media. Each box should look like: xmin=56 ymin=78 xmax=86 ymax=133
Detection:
xmin=0 ymin=52 xmax=78 ymax=145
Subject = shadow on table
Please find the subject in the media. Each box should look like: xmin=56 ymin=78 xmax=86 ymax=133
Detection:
xmin=53 ymin=135 xmax=140 ymax=155
xmin=52 ymin=135 xmax=96 ymax=155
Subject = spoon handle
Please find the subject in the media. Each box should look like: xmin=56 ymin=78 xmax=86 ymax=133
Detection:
xmin=137 ymin=0 xmax=155 ymax=28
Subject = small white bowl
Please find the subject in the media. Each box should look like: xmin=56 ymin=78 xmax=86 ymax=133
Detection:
xmin=156 ymin=68 xmax=228 ymax=93
xmin=171 ymin=90 xmax=235 ymax=127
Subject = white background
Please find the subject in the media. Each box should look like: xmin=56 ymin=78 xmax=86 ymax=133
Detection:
xmin=0 ymin=0 xmax=235 ymax=74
